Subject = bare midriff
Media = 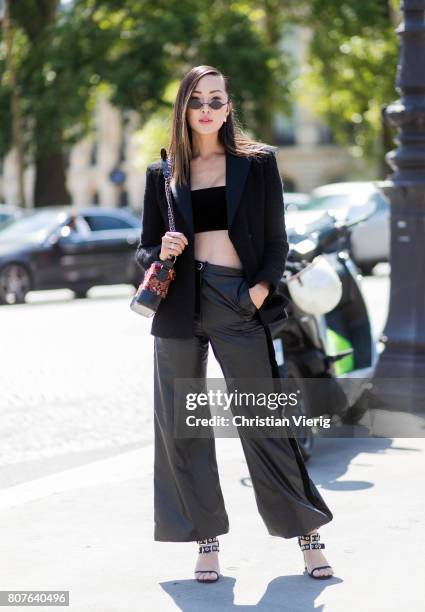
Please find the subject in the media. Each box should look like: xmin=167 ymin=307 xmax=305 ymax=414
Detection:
xmin=194 ymin=230 xmax=242 ymax=268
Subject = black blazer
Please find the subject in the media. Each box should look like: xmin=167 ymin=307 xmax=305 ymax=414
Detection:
xmin=135 ymin=148 xmax=289 ymax=338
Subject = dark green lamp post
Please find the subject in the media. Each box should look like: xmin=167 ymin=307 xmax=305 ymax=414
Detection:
xmin=375 ymin=0 xmax=425 ymax=386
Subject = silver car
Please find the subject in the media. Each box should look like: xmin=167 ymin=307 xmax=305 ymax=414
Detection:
xmin=0 ymin=204 xmax=24 ymax=228
xmin=285 ymin=182 xmax=390 ymax=274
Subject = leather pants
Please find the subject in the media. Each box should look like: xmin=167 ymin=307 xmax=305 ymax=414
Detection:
xmin=153 ymin=260 xmax=333 ymax=541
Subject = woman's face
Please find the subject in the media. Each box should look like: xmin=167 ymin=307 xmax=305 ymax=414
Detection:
xmin=186 ymin=74 xmax=231 ymax=135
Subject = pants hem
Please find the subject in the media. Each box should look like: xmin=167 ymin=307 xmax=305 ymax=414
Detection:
xmin=154 ymin=525 xmax=230 ymax=543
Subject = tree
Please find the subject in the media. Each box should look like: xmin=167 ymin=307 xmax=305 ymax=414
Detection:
xmin=0 ymin=0 xmax=294 ymax=205
xmin=295 ymin=0 xmax=399 ymax=173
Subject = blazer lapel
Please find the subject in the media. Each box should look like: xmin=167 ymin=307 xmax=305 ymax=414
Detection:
xmin=226 ymin=151 xmax=252 ymax=230
xmin=169 ymin=150 xmax=252 ymax=236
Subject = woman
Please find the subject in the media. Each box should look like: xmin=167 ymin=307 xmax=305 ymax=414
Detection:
xmin=135 ymin=65 xmax=335 ymax=583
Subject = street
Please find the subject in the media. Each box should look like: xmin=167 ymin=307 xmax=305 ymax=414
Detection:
xmin=1 ymin=268 xmax=390 ymax=486
xmin=1 ymin=267 xmax=423 ymax=611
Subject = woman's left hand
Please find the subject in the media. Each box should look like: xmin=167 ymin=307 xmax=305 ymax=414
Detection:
xmin=248 ymin=281 xmax=270 ymax=310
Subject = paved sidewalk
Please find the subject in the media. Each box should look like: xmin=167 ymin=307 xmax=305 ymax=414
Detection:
xmin=0 ymin=435 xmax=423 ymax=611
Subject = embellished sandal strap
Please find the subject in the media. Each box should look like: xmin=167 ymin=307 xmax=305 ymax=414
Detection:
xmin=197 ymin=537 xmax=219 ymax=554
xmin=298 ymin=533 xmax=320 ymax=543
xmin=300 ymin=542 xmax=325 ymax=551
xmin=298 ymin=533 xmax=324 ymax=551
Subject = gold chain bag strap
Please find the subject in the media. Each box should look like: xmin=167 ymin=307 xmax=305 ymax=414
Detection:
xmin=130 ymin=148 xmax=177 ymax=317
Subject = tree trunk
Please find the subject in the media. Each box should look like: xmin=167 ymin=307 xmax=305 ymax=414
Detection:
xmin=34 ymin=151 xmax=70 ymax=206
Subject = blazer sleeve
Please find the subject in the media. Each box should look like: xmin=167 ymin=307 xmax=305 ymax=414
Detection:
xmin=252 ymin=150 xmax=289 ymax=296
xmin=134 ymin=166 xmax=166 ymax=271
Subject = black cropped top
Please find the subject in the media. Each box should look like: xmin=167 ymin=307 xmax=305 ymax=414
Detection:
xmin=191 ymin=186 xmax=228 ymax=233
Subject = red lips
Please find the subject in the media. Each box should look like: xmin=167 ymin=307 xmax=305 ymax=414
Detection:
xmin=199 ymin=119 xmax=212 ymax=123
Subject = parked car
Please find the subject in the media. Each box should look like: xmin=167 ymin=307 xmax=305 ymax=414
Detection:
xmin=285 ymin=182 xmax=390 ymax=274
xmin=283 ymin=192 xmax=310 ymax=211
xmin=0 ymin=206 xmax=143 ymax=305
xmin=0 ymin=204 xmax=24 ymax=228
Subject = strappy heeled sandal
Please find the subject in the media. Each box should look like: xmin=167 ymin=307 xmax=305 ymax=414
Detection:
xmin=194 ymin=537 xmax=220 ymax=583
xmin=298 ymin=532 xmax=333 ymax=580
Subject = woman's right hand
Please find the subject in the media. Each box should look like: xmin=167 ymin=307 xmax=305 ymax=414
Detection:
xmin=159 ymin=231 xmax=189 ymax=261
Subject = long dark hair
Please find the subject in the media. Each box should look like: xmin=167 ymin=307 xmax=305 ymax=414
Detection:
xmin=166 ymin=65 xmax=273 ymax=186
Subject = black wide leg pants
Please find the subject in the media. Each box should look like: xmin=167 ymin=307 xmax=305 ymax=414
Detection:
xmin=153 ymin=260 xmax=333 ymax=542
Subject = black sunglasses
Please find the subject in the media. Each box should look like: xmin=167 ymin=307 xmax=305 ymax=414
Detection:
xmin=188 ymin=97 xmax=229 ymax=110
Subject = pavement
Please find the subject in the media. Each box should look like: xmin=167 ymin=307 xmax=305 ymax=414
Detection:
xmin=1 ymin=269 xmax=423 ymax=611
xmin=0 ymin=434 xmax=424 ymax=611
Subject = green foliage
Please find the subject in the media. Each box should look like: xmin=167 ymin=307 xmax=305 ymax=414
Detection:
xmin=0 ymin=0 xmax=401 ymax=193
xmin=0 ymin=0 xmax=293 ymax=163
xmin=296 ymin=0 xmax=399 ymax=161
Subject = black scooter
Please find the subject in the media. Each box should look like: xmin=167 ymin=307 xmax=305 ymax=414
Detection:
xmin=270 ymin=207 xmax=379 ymax=459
